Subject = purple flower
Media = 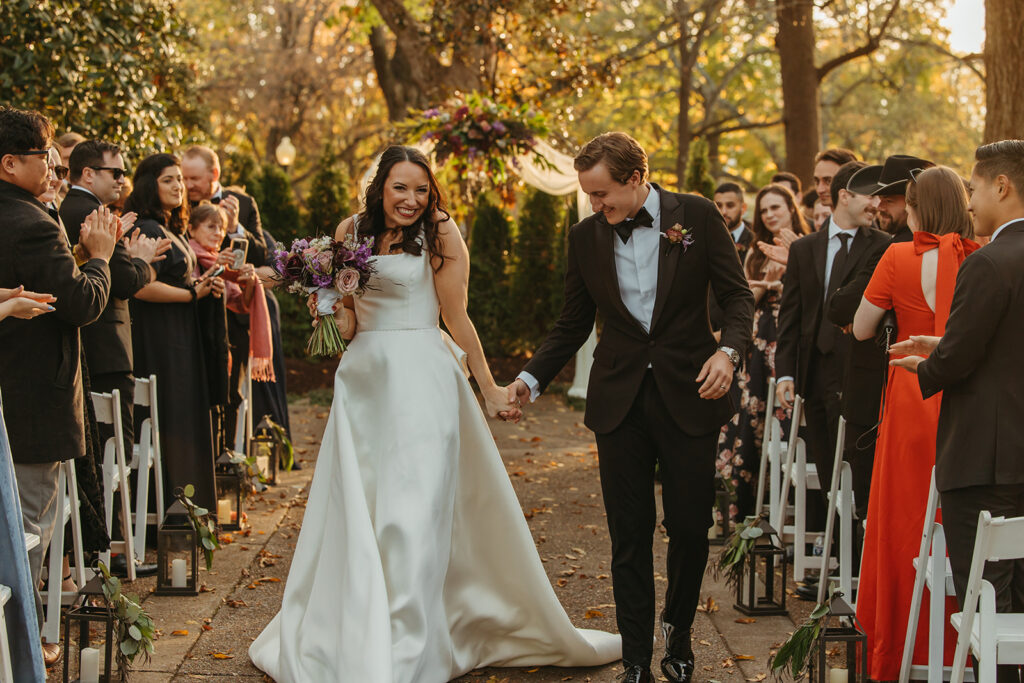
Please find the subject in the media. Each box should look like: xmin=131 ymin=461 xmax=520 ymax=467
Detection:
xmin=492 ymin=121 xmax=507 ymax=134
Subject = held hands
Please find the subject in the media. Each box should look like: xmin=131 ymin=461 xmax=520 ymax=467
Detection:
xmin=776 ymin=379 xmax=795 ymax=411
xmin=697 ymin=350 xmax=734 ymax=400
xmin=495 ymin=379 xmax=530 ymax=424
xmin=484 ymin=384 xmax=521 ymax=423
xmin=78 ymin=206 xmax=119 ymax=261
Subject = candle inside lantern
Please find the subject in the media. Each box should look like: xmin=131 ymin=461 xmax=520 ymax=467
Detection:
xmin=830 ymin=668 xmax=849 ymax=683
xmin=256 ymin=455 xmax=269 ymax=477
xmin=217 ymin=499 xmax=232 ymax=524
xmin=171 ymin=558 xmax=187 ymax=588
xmin=708 ymin=509 xmax=719 ymax=539
xmin=80 ymin=646 xmax=100 ymax=683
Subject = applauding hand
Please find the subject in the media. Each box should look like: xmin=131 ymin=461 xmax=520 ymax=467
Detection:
xmin=0 ymin=285 xmax=56 ymax=321
xmin=889 ymin=335 xmax=940 ymax=357
xmin=758 ymin=240 xmax=789 ymax=266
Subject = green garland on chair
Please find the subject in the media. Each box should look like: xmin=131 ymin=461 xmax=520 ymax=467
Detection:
xmin=96 ymin=561 xmax=156 ymax=681
xmin=175 ymin=484 xmax=219 ymax=570
xmin=710 ymin=513 xmax=765 ymax=589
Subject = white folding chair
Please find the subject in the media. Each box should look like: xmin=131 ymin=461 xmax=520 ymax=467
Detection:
xmin=950 ymin=511 xmax=1024 ymax=683
xmin=91 ymin=390 xmax=136 ymax=581
xmin=38 ymin=460 xmax=85 ymax=644
xmin=755 ymin=378 xmax=779 ymax=517
xmin=0 ymin=584 xmax=13 ymax=683
xmin=130 ymin=374 xmax=164 ymax=564
xmin=816 ymin=417 xmax=857 ymax=605
xmin=775 ymin=396 xmax=827 ymax=581
xmin=901 ymin=468 xmax=970 ymax=683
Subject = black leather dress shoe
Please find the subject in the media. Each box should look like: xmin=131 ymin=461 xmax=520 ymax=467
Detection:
xmin=109 ymin=554 xmax=158 ymax=578
xmin=617 ymin=664 xmax=653 ymax=683
xmin=661 ymin=652 xmax=695 ymax=683
xmin=795 ymin=583 xmax=819 ymax=601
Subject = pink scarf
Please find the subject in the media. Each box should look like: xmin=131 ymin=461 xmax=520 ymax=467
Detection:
xmin=190 ymin=238 xmax=275 ymax=381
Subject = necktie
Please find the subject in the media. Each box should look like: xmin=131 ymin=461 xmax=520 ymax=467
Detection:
xmin=816 ymin=232 xmax=852 ymax=353
xmin=610 ymin=206 xmax=654 ymax=244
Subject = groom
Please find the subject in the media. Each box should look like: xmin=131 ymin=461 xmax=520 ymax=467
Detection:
xmin=510 ymin=132 xmax=754 ymax=683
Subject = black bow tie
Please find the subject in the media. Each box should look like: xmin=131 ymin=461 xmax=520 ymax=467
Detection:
xmin=609 ymin=207 xmax=654 ymax=244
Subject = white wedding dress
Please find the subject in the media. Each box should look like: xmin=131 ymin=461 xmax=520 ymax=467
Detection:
xmin=249 ymin=239 xmax=621 ymax=682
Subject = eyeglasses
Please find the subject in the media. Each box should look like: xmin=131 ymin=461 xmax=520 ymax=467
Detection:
xmin=88 ymin=166 xmax=127 ymax=180
xmin=53 ymin=166 xmax=69 ymax=180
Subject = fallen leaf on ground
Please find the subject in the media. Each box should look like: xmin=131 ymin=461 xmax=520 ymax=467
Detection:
xmin=211 ymin=652 xmax=235 ymax=659
xmin=747 ymin=674 xmax=767 ymax=682
xmin=734 ymin=655 xmax=755 ymax=660
xmin=583 ymin=610 xmax=603 ymax=619
xmin=735 ymin=617 xmax=757 ymax=624
xmin=171 ymin=630 xmax=189 ymax=636
xmin=556 ymin=578 xmax=567 ymax=587
xmin=722 ymin=658 xmax=735 ymax=668
xmin=224 ymin=598 xmax=248 ymax=608
xmin=699 ymin=640 xmax=712 ymax=646
xmin=703 ymin=665 xmax=714 ymax=671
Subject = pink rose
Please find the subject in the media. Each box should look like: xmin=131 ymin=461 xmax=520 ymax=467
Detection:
xmin=317 ymin=251 xmax=333 ymax=272
xmin=336 ymin=267 xmax=360 ymax=295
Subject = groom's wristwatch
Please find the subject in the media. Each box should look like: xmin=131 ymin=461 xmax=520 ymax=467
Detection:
xmin=718 ymin=346 xmax=741 ymax=367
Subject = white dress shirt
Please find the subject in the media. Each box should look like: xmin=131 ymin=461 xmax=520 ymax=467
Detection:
xmin=517 ymin=186 xmax=661 ymax=401
xmin=69 ymin=185 xmax=99 ymax=201
xmin=991 ymin=218 xmax=1022 ymax=242
xmin=731 ymin=223 xmax=747 ymax=243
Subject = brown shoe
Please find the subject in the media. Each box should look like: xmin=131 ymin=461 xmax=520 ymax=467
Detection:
xmin=41 ymin=641 xmax=62 ymax=667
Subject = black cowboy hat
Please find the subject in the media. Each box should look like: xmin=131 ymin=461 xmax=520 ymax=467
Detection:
xmin=844 ymin=164 xmax=884 ymax=197
xmin=849 ymin=155 xmax=935 ymax=197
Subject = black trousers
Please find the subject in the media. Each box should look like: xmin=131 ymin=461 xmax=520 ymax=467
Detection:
xmin=942 ymin=484 xmax=1024 ymax=683
xmin=844 ymin=420 xmax=876 ymax=567
xmin=594 ymin=371 xmax=717 ymax=667
xmin=802 ymin=351 xmax=844 ymax=531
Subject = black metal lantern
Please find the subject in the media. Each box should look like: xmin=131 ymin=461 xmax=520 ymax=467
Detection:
xmin=734 ymin=519 xmax=788 ymax=616
xmin=215 ymin=451 xmax=243 ymax=531
xmin=250 ymin=415 xmax=280 ymax=486
xmin=810 ymin=595 xmax=868 ymax=683
xmin=155 ymin=501 xmax=199 ymax=596
xmin=63 ymin=576 xmax=114 ymax=683
xmin=709 ymin=484 xmax=732 ymax=545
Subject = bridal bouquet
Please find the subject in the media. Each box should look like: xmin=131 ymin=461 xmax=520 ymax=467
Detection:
xmin=272 ymin=233 xmax=376 ymax=357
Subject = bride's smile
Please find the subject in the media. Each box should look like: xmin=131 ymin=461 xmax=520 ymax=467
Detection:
xmin=382 ymin=160 xmax=429 ymax=228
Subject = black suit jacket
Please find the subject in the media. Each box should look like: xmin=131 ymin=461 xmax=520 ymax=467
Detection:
xmin=776 ymin=217 xmax=890 ymax=395
xmin=0 ymin=180 xmax=111 ymax=464
xmin=826 ymin=228 xmax=904 ymax=425
xmin=59 ymin=188 xmax=152 ymax=376
xmin=523 ymin=185 xmax=754 ymax=435
xmin=918 ymin=221 xmax=1024 ymax=492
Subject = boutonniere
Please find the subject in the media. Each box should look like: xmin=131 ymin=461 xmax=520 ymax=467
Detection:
xmin=662 ymin=223 xmax=695 ymax=252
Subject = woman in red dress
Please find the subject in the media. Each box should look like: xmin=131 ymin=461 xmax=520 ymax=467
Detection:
xmin=851 ymin=166 xmax=978 ymax=680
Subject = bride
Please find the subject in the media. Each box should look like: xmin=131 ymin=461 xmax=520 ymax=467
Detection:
xmin=248 ymin=146 xmax=621 ymax=682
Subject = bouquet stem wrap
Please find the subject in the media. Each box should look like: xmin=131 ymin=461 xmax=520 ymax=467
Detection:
xmin=307 ymin=287 xmax=346 ymax=357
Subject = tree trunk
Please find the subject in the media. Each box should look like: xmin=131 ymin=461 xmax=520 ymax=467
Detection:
xmin=676 ymin=49 xmax=693 ymax=188
xmin=776 ymin=0 xmax=820 ymax=186
xmin=984 ymin=0 xmax=1024 ymax=142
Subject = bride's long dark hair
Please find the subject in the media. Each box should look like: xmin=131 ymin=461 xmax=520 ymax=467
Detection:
xmin=358 ymin=145 xmax=449 ymax=270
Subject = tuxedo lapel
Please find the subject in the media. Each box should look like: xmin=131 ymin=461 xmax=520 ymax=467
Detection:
xmin=650 ymin=186 xmax=683 ymax=331
xmin=837 ymin=226 xmax=873 ymax=282
xmin=592 ymin=215 xmax=636 ymax=325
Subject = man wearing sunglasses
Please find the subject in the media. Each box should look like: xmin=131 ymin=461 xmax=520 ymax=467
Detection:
xmin=0 ymin=106 xmax=119 ymax=669
xmin=61 ymin=140 xmax=168 ymax=577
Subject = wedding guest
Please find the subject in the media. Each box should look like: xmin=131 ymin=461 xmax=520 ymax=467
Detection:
xmin=0 ymin=106 xmax=117 ymax=667
xmin=126 ymin=154 xmax=224 ymax=511
xmin=55 ymin=131 xmax=84 ymax=201
xmin=812 ymin=148 xmax=857 ymax=210
xmin=891 ymin=140 xmax=1024 ymax=683
xmin=251 ymin=227 xmax=292 ymax=443
xmin=771 ymin=171 xmax=802 ymax=204
xmin=852 ymin=166 xmax=976 ymax=681
xmin=812 ymin=196 xmax=831 ymax=232
xmin=182 ymin=146 xmax=268 ymax=446
xmin=1 ymin=285 xmax=54 ymax=682
xmin=718 ymin=184 xmax=808 ymax=519
xmin=713 ymin=182 xmax=752 ymax=259
xmin=188 ymin=203 xmax=274 ymax=458
xmin=776 ymin=159 xmax=889 ymax=600
xmin=62 ymin=140 xmax=168 ymax=577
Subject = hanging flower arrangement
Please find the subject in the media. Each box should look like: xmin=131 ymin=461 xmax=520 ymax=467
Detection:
xmin=400 ymin=93 xmax=554 ymax=195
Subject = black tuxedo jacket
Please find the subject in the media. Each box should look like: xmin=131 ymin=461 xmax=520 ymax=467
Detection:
xmin=918 ymin=221 xmax=1024 ymax=492
xmin=826 ymin=228 xmax=905 ymax=425
xmin=735 ymin=224 xmax=753 ymax=260
xmin=0 ymin=180 xmax=111 ymax=464
xmin=59 ymin=188 xmax=152 ymax=376
xmin=523 ymin=185 xmax=754 ymax=436
xmin=776 ymin=218 xmax=890 ymax=395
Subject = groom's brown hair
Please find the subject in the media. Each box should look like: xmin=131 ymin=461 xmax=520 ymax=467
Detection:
xmin=574 ymin=132 xmax=649 ymax=185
